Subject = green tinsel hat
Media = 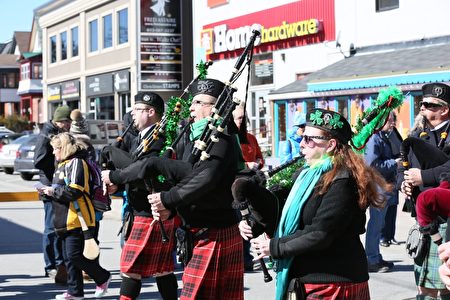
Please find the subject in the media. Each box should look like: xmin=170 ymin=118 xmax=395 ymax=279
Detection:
xmin=351 ymin=86 xmax=404 ymax=151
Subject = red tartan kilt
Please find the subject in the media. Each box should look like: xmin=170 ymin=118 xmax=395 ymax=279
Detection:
xmin=303 ymin=281 xmax=370 ymax=300
xmin=180 ymin=225 xmax=244 ymax=300
xmin=120 ymin=215 xmax=178 ymax=277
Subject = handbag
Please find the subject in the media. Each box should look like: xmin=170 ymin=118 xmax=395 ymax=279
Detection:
xmin=405 ymin=223 xmax=430 ymax=266
xmin=285 ymin=278 xmax=306 ymax=300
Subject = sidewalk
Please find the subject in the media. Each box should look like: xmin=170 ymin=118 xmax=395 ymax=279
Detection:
xmin=0 ymin=171 xmax=419 ymax=299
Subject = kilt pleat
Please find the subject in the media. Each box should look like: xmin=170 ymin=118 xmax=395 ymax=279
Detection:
xmin=303 ymin=281 xmax=370 ymax=300
xmin=120 ymin=216 xmax=176 ymax=277
xmin=180 ymin=225 xmax=244 ymax=300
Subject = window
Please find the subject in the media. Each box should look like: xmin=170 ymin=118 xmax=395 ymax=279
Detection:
xmin=32 ymin=63 xmax=42 ymax=79
xmin=376 ymin=0 xmax=399 ymax=12
xmin=71 ymin=26 xmax=79 ymax=57
xmin=89 ymin=19 xmax=98 ymax=52
xmin=60 ymin=31 xmax=67 ymax=60
xmin=21 ymin=63 xmax=30 ymax=80
xmin=50 ymin=35 xmax=57 ymax=63
xmin=103 ymin=14 xmax=113 ymax=49
xmin=117 ymin=8 xmax=128 ymax=44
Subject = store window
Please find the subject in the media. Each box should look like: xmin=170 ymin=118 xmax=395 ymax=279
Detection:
xmin=50 ymin=35 xmax=57 ymax=63
xmin=32 ymin=63 xmax=42 ymax=79
xmin=117 ymin=8 xmax=128 ymax=45
xmin=376 ymin=0 xmax=399 ymax=12
xmin=60 ymin=31 xmax=67 ymax=60
xmin=89 ymin=19 xmax=98 ymax=52
xmin=21 ymin=63 xmax=30 ymax=80
xmin=103 ymin=14 xmax=113 ymax=49
xmin=88 ymin=96 xmax=114 ymax=120
xmin=71 ymin=26 xmax=79 ymax=57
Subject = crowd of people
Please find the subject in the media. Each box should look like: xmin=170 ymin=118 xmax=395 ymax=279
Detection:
xmin=33 ymin=80 xmax=450 ymax=300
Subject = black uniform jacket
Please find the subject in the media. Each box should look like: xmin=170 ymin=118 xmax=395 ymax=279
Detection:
xmin=270 ymin=170 xmax=369 ymax=284
xmin=160 ymin=127 xmax=241 ymax=228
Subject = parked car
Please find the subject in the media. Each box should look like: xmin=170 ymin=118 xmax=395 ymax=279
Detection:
xmin=0 ymin=133 xmax=24 ymax=153
xmin=13 ymin=119 xmax=124 ymax=181
xmin=0 ymin=134 xmax=37 ymax=174
xmin=14 ymin=135 xmax=40 ymax=181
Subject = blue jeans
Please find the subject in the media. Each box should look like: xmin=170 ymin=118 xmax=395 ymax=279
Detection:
xmin=62 ymin=231 xmax=110 ymax=296
xmin=365 ymin=205 xmax=388 ymax=265
xmin=43 ymin=200 xmax=63 ymax=273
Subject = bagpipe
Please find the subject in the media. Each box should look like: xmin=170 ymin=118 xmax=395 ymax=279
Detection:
xmin=400 ymin=133 xmax=450 ymax=249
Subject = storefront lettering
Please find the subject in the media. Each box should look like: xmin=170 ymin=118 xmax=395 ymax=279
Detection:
xmin=89 ymin=78 xmax=100 ymax=92
xmin=207 ymin=18 xmax=321 ymax=54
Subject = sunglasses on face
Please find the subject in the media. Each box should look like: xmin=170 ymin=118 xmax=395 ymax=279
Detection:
xmin=302 ymin=135 xmax=330 ymax=147
xmin=419 ymin=101 xmax=445 ymax=109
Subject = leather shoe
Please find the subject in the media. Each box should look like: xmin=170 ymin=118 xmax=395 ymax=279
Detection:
xmin=368 ymin=260 xmax=394 ymax=273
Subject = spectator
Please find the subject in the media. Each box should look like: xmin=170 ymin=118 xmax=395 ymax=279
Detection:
xmin=34 ymin=105 xmax=71 ymax=284
xmin=40 ymin=132 xmax=111 ymax=299
xmin=280 ymin=112 xmax=306 ymax=163
xmin=233 ymin=103 xmax=264 ymax=272
xmin=364 ymin=112 xmax=399 ymax=272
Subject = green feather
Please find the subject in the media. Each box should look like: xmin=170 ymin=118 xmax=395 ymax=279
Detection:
xmin=351 ymin=86 xmax=404 ymax=151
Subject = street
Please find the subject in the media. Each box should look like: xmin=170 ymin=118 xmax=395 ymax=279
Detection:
xmin=0 ymin=171 xmax=417 ymax=299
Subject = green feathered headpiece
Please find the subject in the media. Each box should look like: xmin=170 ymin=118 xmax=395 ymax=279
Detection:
xmin=351 ymin=86 xmax=404 ymax=151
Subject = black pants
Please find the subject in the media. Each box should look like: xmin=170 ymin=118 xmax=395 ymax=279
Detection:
xmin=62 ymin=231 xmax=110 ymax=296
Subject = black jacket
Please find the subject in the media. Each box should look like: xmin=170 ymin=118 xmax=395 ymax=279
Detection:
xmin=109 ymin=125 xmax=166 ymax=217
xmin=34 ymin=121 xmax=64 ymax=201
xmin=160 ymin=129 xmax=241 ymax=228
xmin=270 ymin=171 xmax=369 ymax=284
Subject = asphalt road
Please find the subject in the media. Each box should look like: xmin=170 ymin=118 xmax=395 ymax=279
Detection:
xmin=0 ymin=171 xmax=418 ymax=299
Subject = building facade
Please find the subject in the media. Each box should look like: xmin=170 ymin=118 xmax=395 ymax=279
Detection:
xmin=193 ymin=0 xmax=450 ymax=158
xmin=37 ymin=0 xmax=193 ymax=122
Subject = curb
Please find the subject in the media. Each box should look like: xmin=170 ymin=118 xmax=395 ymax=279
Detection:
xmin=0 ymin=191 xmax=39 ymax=202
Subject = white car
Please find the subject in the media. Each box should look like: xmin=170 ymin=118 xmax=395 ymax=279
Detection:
xmin=0 ymin=134 xmax=35 ymax=174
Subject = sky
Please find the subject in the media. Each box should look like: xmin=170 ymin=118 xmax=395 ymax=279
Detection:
xmin=0 ymin=0 xmax=50 ymax=43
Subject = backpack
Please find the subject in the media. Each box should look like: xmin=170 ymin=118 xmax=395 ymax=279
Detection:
xmin=84 ymin=159 xmax=112 ymax=212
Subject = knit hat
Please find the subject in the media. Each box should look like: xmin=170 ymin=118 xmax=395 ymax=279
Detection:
xmin=135 ymin=92 xmax=165 ymax=115
xmin=70 ymin=109 xmax=88 ymax=134
xmin=53 ymin=105 xmax=71 ymax=122
xmin=306 ymin=108 xmax=352 ymax=144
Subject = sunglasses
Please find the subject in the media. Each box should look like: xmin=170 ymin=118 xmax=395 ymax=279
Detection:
xmin=419 ymin=101 xmax=445 ymax=109
xmin=302 ymin=135 xmax=330 ymax=147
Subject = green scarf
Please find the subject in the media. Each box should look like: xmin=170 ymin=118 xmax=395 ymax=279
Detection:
xmin=274 ymin=155 xmax=333 ymax=300
xmin=189 ymin=118 xmax=209 ymax=141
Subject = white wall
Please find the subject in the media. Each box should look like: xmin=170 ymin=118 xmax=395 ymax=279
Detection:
xmin=336 ymin=0 xmax=450 ymax=49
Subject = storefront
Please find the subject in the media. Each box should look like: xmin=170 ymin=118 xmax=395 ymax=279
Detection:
xmin=113 ymin=69 xmax=131 ymax=118
xmin=269 ymin=41 xmax=450 ymax=157
xmin=86 ymin=73 xmax=115 ymax=120
xmin=195 ymin=0 xmax=337 ymax=155
xmin=61 ymin=79 xmax=80 ymax=111
xmin=47 ymin=83 xmax=62 ymax=119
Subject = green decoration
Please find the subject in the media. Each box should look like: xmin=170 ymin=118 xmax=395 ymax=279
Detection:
xmin=196 ymin=60 xmax=209 ymax=80
xmin=351 ymin=86 xmax=404 ymax=151
xmin=267 ymin=158 xmax=305 ymax=190
xmin=329 ymin=114 xmax=344 ymax=129
xmin=310 ymin=110 xmax=324 ymax=125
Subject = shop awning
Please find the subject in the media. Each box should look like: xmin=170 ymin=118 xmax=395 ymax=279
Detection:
xmin=270 ymin=42 xmax=450 ymax=96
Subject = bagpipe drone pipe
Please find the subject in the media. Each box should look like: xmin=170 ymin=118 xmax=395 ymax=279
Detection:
xmin=400 ymin=136 xmax=450 ymax=245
